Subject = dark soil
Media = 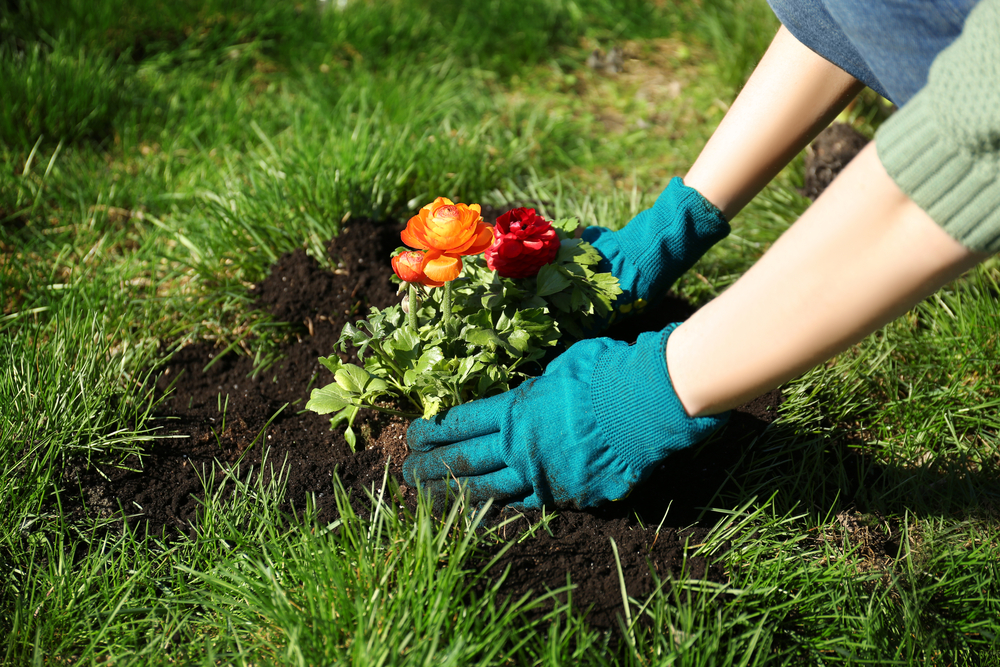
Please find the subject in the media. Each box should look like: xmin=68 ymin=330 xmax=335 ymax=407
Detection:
xmin=801 ymin=122 xmax=870 ymax=200
xmin=62 ymin=215 xmax=781 ymax=632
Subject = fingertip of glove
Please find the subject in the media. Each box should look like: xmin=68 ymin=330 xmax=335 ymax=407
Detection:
xmin=509 ymin=494 xmax=543 ymax=512
xmin=580 ymin=225 xmax=608 ymax=243
xmin=404 ymin=418 xmax=436 ymax=451
xmin=401 ymin=453 xmax=419 ymax=486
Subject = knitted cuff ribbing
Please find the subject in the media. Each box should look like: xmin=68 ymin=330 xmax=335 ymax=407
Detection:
xmin=616 ymin=178 xmax=730 ymax=279
xmin=877 ymin=91 xmax=1000 ymax=253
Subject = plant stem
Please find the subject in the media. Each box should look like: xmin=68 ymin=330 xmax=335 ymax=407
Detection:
xmin=442 ymin=280 xmax=452 ymax=327
xmin=407 ymin=283 xmax=418 ymax=332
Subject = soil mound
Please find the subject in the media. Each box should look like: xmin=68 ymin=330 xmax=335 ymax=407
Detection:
xmin=802 ymin=122 xmax=869 ymax=200
xmin=63 ymin=217 xmax=781 ymax=631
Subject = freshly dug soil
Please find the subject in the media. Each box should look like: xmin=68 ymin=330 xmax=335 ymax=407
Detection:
xmin=801 ymin=122 xmax=870 ymax=200
xmin=62 ymin=216 xmax=781 ymax=631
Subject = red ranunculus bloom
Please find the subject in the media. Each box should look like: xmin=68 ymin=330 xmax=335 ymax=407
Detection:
xmin=485 ymin=208 xmax=560 ymax=279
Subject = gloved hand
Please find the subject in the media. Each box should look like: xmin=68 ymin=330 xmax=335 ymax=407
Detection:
xmin=402 ymin=324 xmax=729 ymax=510
xmin=582 ymin=177 xmax=729 ymax=325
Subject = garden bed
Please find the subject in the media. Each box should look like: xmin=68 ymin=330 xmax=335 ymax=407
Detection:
xmin=63 ymin=216 xmax=781 ymax=630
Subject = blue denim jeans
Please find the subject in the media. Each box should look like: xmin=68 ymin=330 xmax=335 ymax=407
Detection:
xmin=767 ymin=0 xmax=980 ymax=105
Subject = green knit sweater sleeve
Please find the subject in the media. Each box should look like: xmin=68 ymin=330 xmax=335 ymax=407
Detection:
xmin=875 ymin=0 xmax=1000 ymax=253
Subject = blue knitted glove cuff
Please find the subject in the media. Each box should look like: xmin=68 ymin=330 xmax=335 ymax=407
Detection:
xmin=590 ymin=324 xmax=729 ymax=484
xmin=615 ymin=178 xmax=730 ymax=302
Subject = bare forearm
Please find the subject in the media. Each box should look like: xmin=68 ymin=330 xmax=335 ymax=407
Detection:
xmin=684 ymin=26 xmax=865 ymax=219
xmin=667 ymin=143 xmax=985 ymax=417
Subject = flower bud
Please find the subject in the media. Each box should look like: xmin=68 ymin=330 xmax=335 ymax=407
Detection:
xmin=391 ymin=250 xmax=444 ymax=287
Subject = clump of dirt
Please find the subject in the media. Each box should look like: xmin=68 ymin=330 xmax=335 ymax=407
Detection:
xmin=801 ymin=123 xmax=869 ymax=200
xmin=473 ymin=515 xmax=725 ymax=630
xmin=62 ymin=216 xmax=781 ymax=631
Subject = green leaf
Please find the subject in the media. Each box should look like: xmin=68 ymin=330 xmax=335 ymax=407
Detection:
xmin=455 ymin=356 xmax=481 ymax=382
xmin=334 ymin=364 xmax=372 ymax=394
xmin=306 ymin=384 xmax=352 ymax=414
xmin=465 ymin=327 xmax=503 ymax=351
xmin=365 ymin=376 xmax=388 ymax=394
xmin=511 ymin=308 xmax=555 ymax=333
xmin=415 ymin=347 xmax=445 ymax=374
xmin=482 ymin=293 xmax=505 ymax=310
xmin=590 ymin=272 xmax=622 ymax=295
xmin=549 ymin=291 xmax=573 ymax=313
xmin=507 ymin=329 xmax=531 ymax=353
xmin=519 ymin=295 xmax=547 ymax=309
xmin=570 ymin=286 xmax=592 ymax=312
xmin=535 ymin=263 xmax=571 ymax=297
xmin=551 ymin=217 xmax=581 ymax=235
xmin=393 ymin=326 xmax=420 ymax=352
xmin=345 ymin=425 xmax=357 ymax=449
xmin=329 ymin=405 xmax=359 ymax=430
xmin=422 ymin=396 xmax=442 ymax=419
xmin=388 ymin=328 xmax=420 ymax=369
xmin=317 ymin=355 xmax=342 ymax=375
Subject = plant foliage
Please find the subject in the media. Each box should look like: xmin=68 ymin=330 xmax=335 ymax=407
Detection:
xmin=306 ymin=217 xmax=621 ymax=447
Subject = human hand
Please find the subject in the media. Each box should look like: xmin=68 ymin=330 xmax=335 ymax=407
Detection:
xmin=401 ymin=324 xmax=729 ymax=510
xmin=582 ymin=178 xmax=729 ymax=328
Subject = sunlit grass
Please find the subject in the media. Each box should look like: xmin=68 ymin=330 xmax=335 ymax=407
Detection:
xmin=3 ymin=0 xmax=999 ymax=662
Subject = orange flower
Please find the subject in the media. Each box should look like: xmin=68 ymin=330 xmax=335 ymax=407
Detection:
xmin=391 ymin=250 xmax=444 ymax=287
xmin=400 ymin=197 xmax=493 ymax=283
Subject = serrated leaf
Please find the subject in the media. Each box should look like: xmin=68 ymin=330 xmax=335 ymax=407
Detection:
xmin=535 ymin=264 xmax=571 ymax=297
xmin=590 ymin=272 xmax=622 ymax=295
xmin=511 ymin=308 xmax=555 ymax=333
xmin=591 ymin=292 xmax=614 ymax=316
xmin=422 ymin=396 xmax=442 ymax=419
xmin=550 ymin=217 xmax=581 ymax=234
xmin=464 ymin=308 xmax=492 ymax=328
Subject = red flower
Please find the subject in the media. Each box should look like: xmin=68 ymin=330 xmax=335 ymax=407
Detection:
xmin=392 ymin=250 xmax=444 ymax=287
xmin=485 ymin=208 xmax=560 ymax=279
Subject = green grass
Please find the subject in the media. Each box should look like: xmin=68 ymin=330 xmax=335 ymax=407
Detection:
xmin=3 ymin=0 xmax=1000 ymax=663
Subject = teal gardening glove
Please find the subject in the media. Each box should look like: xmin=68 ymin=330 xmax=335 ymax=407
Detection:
xmin=402 ymin=325 xmax=729 ymax=510
xmin=583 ymin=177 xmax=730 ymax=324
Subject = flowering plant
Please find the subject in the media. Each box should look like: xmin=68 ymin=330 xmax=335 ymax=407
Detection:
xmin=486 ymin=207 xmax=560 ymax=278
xmin=306 ymin=199 xmax=621 ymax=448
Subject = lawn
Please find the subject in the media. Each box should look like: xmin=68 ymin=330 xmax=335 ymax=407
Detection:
xmin=3 ymin=0 xmax=1000 ymax=664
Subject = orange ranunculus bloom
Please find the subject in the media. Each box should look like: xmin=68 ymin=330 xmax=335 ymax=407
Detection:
xmin=391 ymin=250 xmax=444 ymax=287
xmin=400 ymin=197 xmax=493 ymax=284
